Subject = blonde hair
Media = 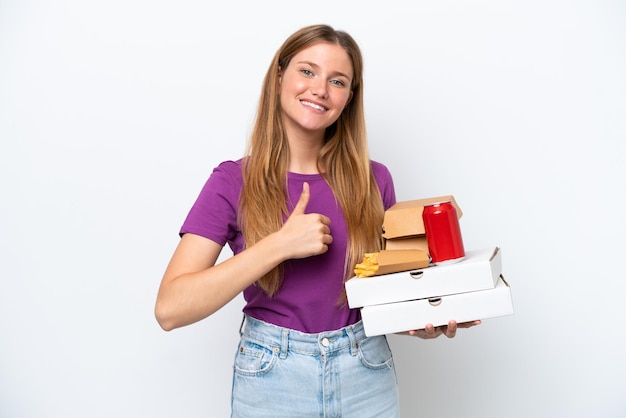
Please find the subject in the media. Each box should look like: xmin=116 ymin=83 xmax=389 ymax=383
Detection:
xmin=240 ymin=24 xmax=384 ymax=296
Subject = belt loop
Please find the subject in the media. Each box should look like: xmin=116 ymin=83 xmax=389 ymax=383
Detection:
xmin=280 ymin=329 xmax=288 ymax=359
xmin=346 ymin=325 xmax=358 ymax=356
xmin=238 ymin=314 xmax=246 ymax=336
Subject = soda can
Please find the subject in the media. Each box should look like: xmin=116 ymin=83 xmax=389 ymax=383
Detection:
xmin=422 ymin=200 xmax=465 ymax=265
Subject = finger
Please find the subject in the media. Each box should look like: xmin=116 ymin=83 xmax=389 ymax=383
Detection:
xmin=321 ymin=224 xmax=330 ymax=235
xmin=446 ymin=320 xmax=457 ymax=338
xmin=291 ymin=182 xmax=310 ymax=216
xmin=424 ymin=323 xmax=437 ymax=337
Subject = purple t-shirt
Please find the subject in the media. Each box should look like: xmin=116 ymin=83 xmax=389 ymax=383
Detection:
xmin=180 ymin=159 xmax=396 ymax=333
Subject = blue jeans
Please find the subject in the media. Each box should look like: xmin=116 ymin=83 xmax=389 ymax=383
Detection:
xmin=231 ymin=315 xmax=400 ymax=417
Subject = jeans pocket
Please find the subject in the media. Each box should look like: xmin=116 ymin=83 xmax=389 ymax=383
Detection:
xmin=358 ymin=335 xmax=394 ymax=370
xmin=233 ymin=339 xmax=278 ymax=376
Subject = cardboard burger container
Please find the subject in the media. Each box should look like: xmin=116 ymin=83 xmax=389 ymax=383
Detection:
xmin=384 ymin=236 xmax=429 ymax=252
xmin=382 ymin=195 xmax=463 ymax=242
xmin=375 ymin=195 xmax=463 ymax=275
xmin=359 ymin=275 xmax=514 ymax=337
xmin=346 ymin=247 xmax=502 ymax=309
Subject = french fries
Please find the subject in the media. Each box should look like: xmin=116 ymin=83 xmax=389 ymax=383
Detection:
xmin=354 ymin=252 xmax=380 ymax=278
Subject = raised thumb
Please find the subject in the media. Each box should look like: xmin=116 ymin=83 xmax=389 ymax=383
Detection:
xmin=291 ymin=182 xmax=310 ymax=216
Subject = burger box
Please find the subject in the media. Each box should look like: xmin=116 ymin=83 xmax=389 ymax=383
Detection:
xmin=359 ymin=275 xmax=514 ymax=337
xmin=382 ymin=195 xmax=463 ymax=241
xmin=346 ymin=246 xmax=502 ymax=309
xmin=379 ymin=195 xmax=463 ymax=268
xmin=384 ymin=235 xmax=429 ymax=252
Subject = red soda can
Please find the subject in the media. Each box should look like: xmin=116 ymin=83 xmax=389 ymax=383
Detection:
xmin=422 ymin=200 xmax=465 ymax=264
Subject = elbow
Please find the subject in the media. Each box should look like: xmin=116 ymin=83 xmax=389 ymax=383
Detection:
xmin=154 ymin=290 xmax=219 ymax=331
xmin=154 ymin=302 xmax=177 ymax=332
xmin=157 ymin=319 xmax=176 ymax=332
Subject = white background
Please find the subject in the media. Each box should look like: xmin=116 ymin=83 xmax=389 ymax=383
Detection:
xmin=1 ymin=1 xmax=625 ymax=417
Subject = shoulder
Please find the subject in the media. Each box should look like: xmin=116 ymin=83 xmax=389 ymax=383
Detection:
xmin=370 ymin=160 xmax=393 ymax=182
xmin=194 ymin=159 xmax=244 ymax=203
xmin=205 ymin=159 xmax=243 ymax=187
xmin=370 ymin=160 xmax=396 ymax=209
xmin=212 ymin=159 xmax=243 ymax=178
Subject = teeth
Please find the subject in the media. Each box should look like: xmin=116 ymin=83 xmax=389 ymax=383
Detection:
xmin=301 ymin=100 xmax=326 ymax=111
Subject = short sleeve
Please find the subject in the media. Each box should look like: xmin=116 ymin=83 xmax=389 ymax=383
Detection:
xmin=179 ymin=160 xmax=243 ymax=248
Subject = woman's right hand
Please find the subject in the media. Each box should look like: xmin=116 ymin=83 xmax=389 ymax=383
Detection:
xmin=278 ymin=182 xmax=333 ymax=259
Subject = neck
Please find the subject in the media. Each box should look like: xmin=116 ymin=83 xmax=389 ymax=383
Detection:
xmin=286 ymin=134 xmax=325 ymax=175
xmin=288 ymin=147 xmax=321 ymax=174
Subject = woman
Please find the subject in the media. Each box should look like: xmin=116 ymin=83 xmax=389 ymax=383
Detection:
xmin=155 ymin=24 xmax=478 ymax=417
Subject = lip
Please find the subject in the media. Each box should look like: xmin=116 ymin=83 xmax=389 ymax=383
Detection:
xmin=300 ymin=99 xmax=328 ymax=112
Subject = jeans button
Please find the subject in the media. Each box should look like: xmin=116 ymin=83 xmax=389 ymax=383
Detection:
xmin=321 ymin=337 xmax=330 ymax=347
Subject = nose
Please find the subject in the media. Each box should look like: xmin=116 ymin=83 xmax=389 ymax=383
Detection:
xmin=310 ymin=78 xmax=328 ymax=99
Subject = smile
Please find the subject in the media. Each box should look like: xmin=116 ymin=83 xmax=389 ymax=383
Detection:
xmin=300 ymin=100 xmax=328 ymax=112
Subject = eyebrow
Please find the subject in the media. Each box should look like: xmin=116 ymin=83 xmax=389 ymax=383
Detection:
xmin=296 ymin=60 xmax=352 ymax=81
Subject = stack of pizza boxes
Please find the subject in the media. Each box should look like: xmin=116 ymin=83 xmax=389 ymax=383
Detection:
xmin=345 ymin=195 xmax=514 ymax=337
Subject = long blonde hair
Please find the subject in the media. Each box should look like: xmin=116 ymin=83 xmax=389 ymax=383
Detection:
xmin=240 ymin=24 xmax=384 ymax=296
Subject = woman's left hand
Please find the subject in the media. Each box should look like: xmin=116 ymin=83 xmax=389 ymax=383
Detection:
xmin=401 ymin=319 xmax=482 ymax=339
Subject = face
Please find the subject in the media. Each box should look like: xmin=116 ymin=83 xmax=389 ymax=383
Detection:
xmin=279 ymin=42 xmax=354 ymax=141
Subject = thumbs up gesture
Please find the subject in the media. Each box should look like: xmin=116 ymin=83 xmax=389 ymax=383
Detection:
xmin=279 ymin=182 xmax=333 ymax=259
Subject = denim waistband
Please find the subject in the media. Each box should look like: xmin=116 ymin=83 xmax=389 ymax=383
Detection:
xmin=239 ymin=315 xmax=367 ymax=359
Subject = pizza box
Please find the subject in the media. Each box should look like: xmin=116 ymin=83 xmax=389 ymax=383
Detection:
xmin=359 ymin=275 xmax=514 ymax=337
xmin=346 ymin=247 xmax=502 ymax=308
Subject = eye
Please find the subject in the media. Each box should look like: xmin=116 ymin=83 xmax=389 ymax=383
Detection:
xmin=300 ymin=68 xmax=314 ymax=76
xmin=331 ymin=79 xmax=346 ymax=87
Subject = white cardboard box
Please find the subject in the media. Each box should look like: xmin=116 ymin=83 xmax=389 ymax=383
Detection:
xmin=346 ymin=247 xmax=502 ymax=308
xmin=360 ymin=275 xmax=514 ymax=337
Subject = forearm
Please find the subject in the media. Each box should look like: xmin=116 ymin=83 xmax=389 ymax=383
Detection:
xmin=155 ymin=232 xmax=288 ymax=331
